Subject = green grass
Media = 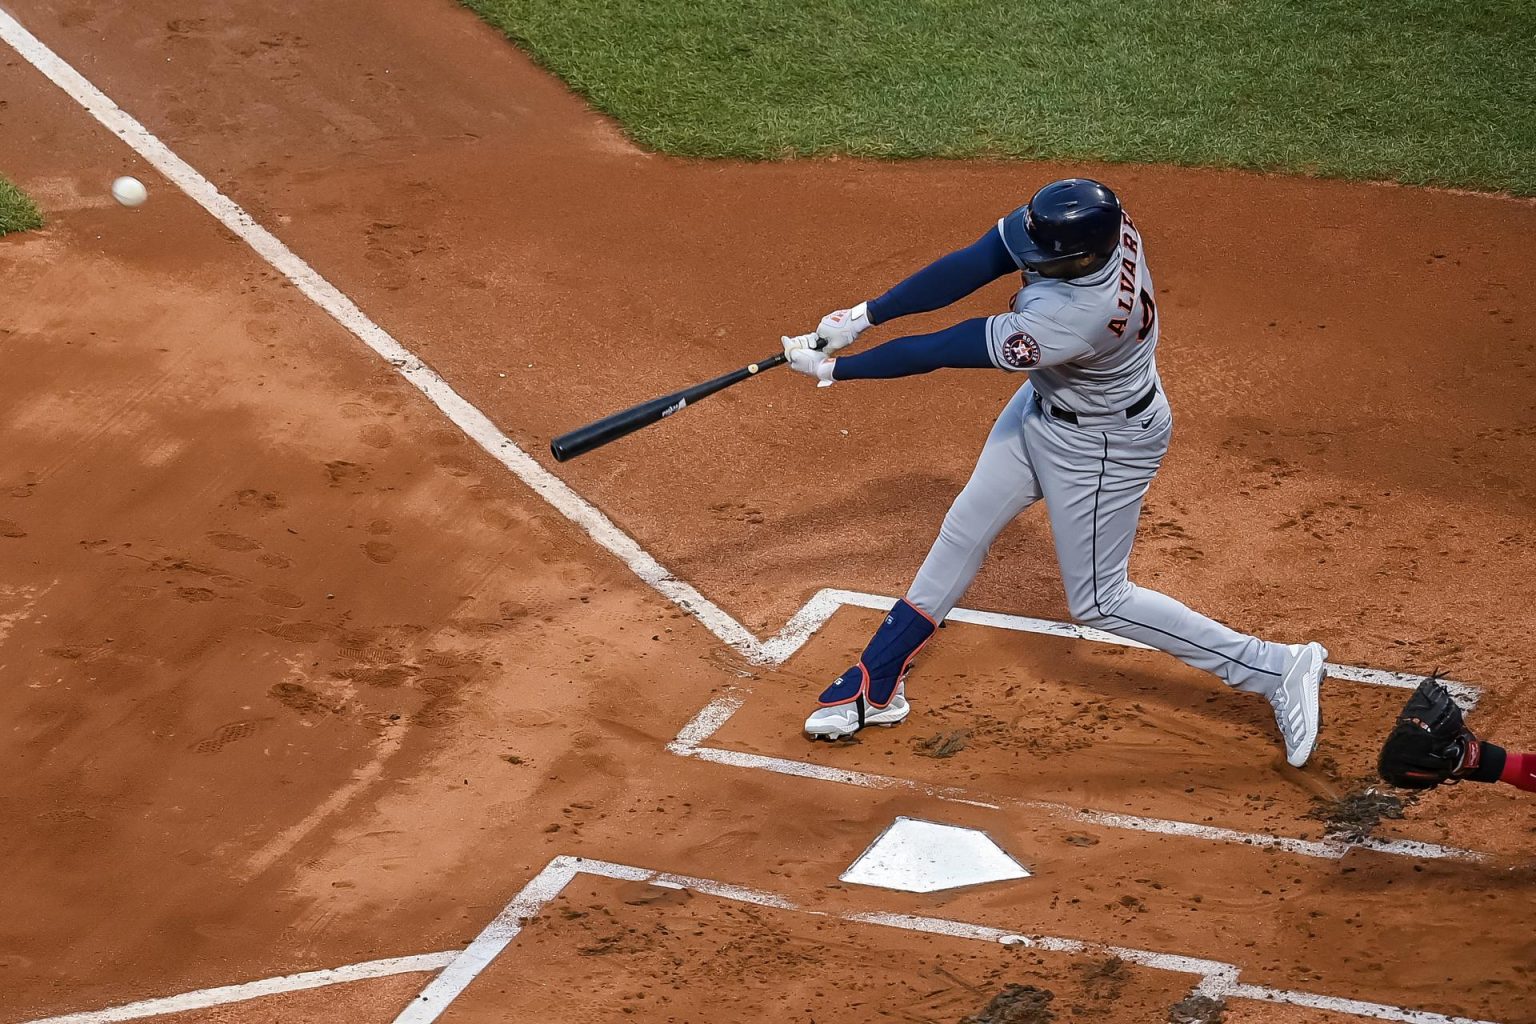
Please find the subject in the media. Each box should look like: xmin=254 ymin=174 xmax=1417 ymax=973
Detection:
xmin=0 ymin=176 xmax=42 ymax=236
xmin=461 ymin=0 xmax=1536 ymax=194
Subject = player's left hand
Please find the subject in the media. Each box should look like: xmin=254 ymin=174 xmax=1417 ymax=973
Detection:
xmin=782 ymin=335 xmax=835 ymax=383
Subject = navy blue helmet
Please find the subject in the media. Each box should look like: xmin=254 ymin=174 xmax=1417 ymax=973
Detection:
xmin=1001 ymin=178 xmax=1123 ymax=279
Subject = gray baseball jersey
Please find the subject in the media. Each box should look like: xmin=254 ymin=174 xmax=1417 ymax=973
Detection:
xmin=984 ymin=213 xmax=1160 ymax=416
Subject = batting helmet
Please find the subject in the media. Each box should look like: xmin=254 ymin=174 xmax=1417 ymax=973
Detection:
xmin=1001 ymin=178 xmax=1123 ymax=279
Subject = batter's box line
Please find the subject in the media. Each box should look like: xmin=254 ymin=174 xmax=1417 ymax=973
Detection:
xmin=670 ymin=692 xmax=1486 ymax=864
xmin=763 ymin=589 xmax=1481 ymax=707
xmin=673 ymin=590 xmax=1488 ymax=865
xmin=389 ymin=854 xmax=1499 ymax=1024
xmin=10 ymin=954 xmax=459 ymax=1024
xmin=14 ymin=856 xmax=1501 ymax=1024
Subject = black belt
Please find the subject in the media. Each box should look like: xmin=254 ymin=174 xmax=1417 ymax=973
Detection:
xmin=1045 ymin=384 xmax=1159 ymax=426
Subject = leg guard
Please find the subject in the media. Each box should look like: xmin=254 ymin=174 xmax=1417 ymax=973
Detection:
xmin=818 ymin=599 xmax=938 ymax=709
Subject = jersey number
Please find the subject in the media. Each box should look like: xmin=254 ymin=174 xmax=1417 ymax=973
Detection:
xmin=1107 ymin=288 xmax=1157 ymax=341
xmin=1136 ymin=288 xmax=1157 ymax=342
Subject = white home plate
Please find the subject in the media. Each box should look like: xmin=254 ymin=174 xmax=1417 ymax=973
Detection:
xmin=840 ymin=817 xmax=1030 ymax=893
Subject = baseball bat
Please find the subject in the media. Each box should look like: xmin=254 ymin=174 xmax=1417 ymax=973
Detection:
xmin=550 ymin=343 xmax=817 ymax=462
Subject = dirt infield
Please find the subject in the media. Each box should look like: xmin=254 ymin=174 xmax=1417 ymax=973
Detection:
xmin=2 ymin=1 xmax=1534 ymax=1023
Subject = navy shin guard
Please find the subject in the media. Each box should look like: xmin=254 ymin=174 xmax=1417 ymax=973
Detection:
xmin=818 ymin=599 xmax=938 ymax=709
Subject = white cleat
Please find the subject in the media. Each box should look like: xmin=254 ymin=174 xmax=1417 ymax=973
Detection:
xmin=1270 ymin=641 xmax=1328 ymax=767
xmin=804 ymin=689 xmax=910 ymax=741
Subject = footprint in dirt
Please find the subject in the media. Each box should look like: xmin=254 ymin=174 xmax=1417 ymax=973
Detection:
xmin=263 ymin=621 xmax=335 ymax=643
xmin=432 ymin=451 xmax=473 ymax=477
xmin=257 ymin=587 xmax=305 ymax=609
xmin=363 ymin=541 xmax=398 ymax=564
xmin=189 ymin=719 xmax=271 ymax=755
xmin=231 ymin=489 xmax=284 ymax=512
xmin=324 ymin=460 xmax=371 ymax=486
xmin=269 ymin=682 xmax=335 ymax=714
xmin=333 ymin=664 xmax=418 ymax=688
xmin=207 ymin=532 xmax=261 ymax=552
xmin=359 ymin=423 xmax=394 ymax=449
xmin=413 ymin=675 xmax=470 ymax=727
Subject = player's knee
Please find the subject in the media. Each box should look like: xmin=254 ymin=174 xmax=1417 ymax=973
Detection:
xmin=1063 ymin=586 xmax=1099 ymax=625
xmin=936 ymin=508 xmax=986 ymax=552
xmin=1066 ymin=579 xmax=1132 ymax=627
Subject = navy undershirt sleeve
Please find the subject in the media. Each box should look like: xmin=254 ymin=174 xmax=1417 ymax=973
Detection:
xmin=866 ymin=228 xmax=1016 ymax=325
xmin=832 ymin=318 xmax=994 ymax=380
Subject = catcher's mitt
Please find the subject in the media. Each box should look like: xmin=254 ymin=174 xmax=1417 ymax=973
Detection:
xmin=1378 ymin=676 xmax=1480 ymax=789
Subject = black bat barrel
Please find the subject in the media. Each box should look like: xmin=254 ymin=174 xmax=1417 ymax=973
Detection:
xmin=549 ymin=354 xmax=786 ymax=462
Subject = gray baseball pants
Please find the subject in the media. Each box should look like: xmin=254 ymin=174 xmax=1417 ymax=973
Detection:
xmin=905 ymin=380 xmax=1289 ymax=695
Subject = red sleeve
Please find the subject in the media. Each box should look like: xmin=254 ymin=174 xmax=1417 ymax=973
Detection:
xmin=1501 ymin=751 xmax=1536 ymax=792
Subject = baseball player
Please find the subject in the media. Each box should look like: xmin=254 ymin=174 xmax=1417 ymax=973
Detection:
xmin=1378 ymin=677 xmax=1536 ymax=793
xmin=781 ymin=178 xmax=1330 ymax=767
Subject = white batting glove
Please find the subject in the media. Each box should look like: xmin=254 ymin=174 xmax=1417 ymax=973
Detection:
xmin=781 ymin=331 xmax=819 ymax=358
xmin=782 ymin=336 xmax=836 ymax=383
xmin=816 ymin=302 xmax=872 ymax=354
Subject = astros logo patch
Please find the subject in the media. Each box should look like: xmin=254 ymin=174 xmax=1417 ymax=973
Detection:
xmin=1001 ymin=331 xmax=1041 ymax=368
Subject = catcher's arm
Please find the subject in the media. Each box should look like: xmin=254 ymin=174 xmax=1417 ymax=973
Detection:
xmin=1378 ymin=677 xmax=1536 ymax=792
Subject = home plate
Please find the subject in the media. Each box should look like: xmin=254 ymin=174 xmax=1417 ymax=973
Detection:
xmin=840 ymin=817 xmax=1031 ymax=893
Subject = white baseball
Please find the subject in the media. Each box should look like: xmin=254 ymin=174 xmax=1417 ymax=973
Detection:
xmin=111 ymin=176 xmax=148 ymax=207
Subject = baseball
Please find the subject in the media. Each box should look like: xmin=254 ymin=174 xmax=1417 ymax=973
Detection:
xmin=110 ymin=176 xmax=148 ymax=207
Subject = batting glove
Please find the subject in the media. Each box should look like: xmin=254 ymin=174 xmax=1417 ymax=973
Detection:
xmin=781 ymin=331 xmax=819 ymax=357
xmin=816 ymin=302 xmax=872 ymax=354
xmin=782 ymin=336 xmax=836 ymax=383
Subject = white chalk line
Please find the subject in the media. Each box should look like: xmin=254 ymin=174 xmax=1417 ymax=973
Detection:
xmin=671 ymin=590 xmax=1486 ymax=862
xmin=394 ymin=856 xmax=1500 ymax=1024
xmin=0 ymin=6 xmax=762 ymax=664
xmin=12 ymin=952 xmax=457 ymax=1024
xmin=816 ymin=590 xmax=1481 ymax=706
xmin=19 ymin=856 xmax=1496 ymax=1024
xmin=670 ymin=692 xmax=1488 ymax=863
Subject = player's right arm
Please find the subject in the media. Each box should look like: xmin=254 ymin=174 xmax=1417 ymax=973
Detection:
xmin=811 ymin=228 xmax=1017 ymax=353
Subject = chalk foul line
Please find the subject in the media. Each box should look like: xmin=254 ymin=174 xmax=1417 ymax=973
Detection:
xmin=0 ymin=6 xmax=762 ymax=664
